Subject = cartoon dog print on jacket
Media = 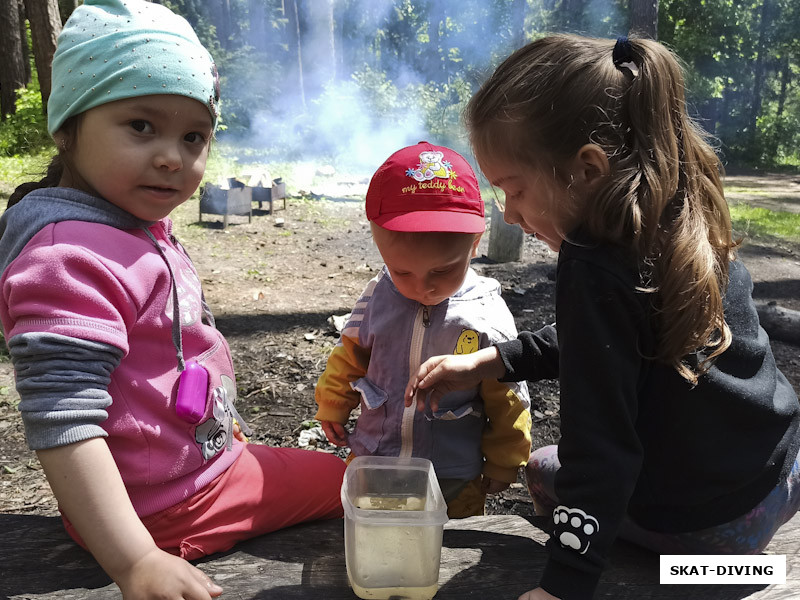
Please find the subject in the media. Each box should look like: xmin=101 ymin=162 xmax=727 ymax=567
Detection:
xmin=194 ymin=374 xmax=237 ymax=461
xmin=407 ymin=150 xmax=453 ymax=182
xmin=553 ymin=505 xmax=599 ymax=554
xmin=454 ymin=329 xmax=480 ymax=355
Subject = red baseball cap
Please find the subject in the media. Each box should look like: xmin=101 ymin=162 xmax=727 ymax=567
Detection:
xmin=366 ymin=141 xmax=485 ymax=233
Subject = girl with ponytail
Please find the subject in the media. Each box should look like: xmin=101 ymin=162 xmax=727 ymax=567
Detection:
xmin=405 ymin=34 xmax=800 ymax=600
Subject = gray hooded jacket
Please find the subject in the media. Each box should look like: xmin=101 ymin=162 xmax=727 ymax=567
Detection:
xmin=0 ymin=188 xmax=203 ymax=449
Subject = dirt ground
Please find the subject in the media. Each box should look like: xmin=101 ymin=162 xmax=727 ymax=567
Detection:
xmin=0 ymin=172 xmax=798 ymax=518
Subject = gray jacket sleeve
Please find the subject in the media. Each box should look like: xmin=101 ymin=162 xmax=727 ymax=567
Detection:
xmin=8 ymin=332 xmax=123 ymax=450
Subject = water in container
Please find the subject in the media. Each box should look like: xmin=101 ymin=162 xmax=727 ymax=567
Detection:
xmin=342 ymin=456 xmax=448 ymax=600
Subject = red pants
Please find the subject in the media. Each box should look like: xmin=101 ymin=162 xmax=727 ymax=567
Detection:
xmin=64 ymin=444 xmax=346 ymax=559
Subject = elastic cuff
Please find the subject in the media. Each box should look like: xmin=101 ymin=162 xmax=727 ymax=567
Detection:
xmin=25 ymin=424 xmax=107 ymax=451
xmin=495 ymin=339 xmax=523 ymax=382
xmin=313 ymin=405 xmax=351 ymax=424
xmin=482 ymin=462 xmax=518 ymax=484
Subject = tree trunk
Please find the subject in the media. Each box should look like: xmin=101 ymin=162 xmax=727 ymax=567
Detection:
xmin=336 ymin=0 xmax=360 ymax=79
xmin=299 ymin=0 xmax=335 ymax=97
xmin=57 ymin=0 xmax=76 ymax=22
xmin=285 ymin=0 xmax=305 ymax=111
xmin=210 ymin=0 xmax=232 ymax=49
xmin=697 ymin=97 xmax=720 ymax=136
xmin=559 ymin=0 xmax=585 ymax=33
xmin=775 ymin=56 xmax=790 ymax=119
xmin=22 ymin=0 xmax=61 ymax=111
xmin=0 ymin=0 xmax=28 ymax=119
xmin=323 ymin=0 xmax=336 ymax=84
xmin=222 ymin=0 xmax=232 ymax=49
xmin=488 ymin=203 xmax=524 ymax=263
xmin=630 ymin=0 xmax=658 ymax=39
xmin=19 ymin=0 xmax=31 ymax=84
xmin=748 ymin=0 xmax=773 ymax=149
xmin=248 ymin=0 xmax=268 ymax=55
xmin=511 ymin=0 xmax=527 ymax=49
xmin=766 ymin=56 xmax=791 ymax=161
xmin=426 ymin=0 xmax=446 ymax=82
xmin=332 ymin=0 xmax=344 ymax=80
xmin=719 ymin=82 xmax=733 ymax=135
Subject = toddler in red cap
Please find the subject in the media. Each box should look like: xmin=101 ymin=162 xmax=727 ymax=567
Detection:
xmin=315 ymin=142 xmax=532 ymax=517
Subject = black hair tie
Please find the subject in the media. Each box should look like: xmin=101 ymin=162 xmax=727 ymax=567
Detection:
xmin=613 ymin=36 xmax=639 ymax=77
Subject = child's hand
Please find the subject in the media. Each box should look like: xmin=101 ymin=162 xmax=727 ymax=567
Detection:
xmin=404 ymin=347 xmax=505 ymax=413
xmin=37 ymin=440 xmax=221 ymax=600
xmin=480 ymin=476 xmax=510 ymax=495
xmin=518 ymin=588 xmax=561 ymax=600
xmin=320 ymin=420 xmax=348 ymax=446
xmin=117 ymin=547 xmax=222 ymax=600
xmin=233 ymin=419 xmax=248 ymax=443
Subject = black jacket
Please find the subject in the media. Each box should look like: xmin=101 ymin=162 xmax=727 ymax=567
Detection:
xmin=497 ymin=236 xmax=800 ymax=600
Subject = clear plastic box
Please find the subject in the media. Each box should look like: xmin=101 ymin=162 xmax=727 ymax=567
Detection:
xmin=341 ymin=456 xmax=449 ymax=600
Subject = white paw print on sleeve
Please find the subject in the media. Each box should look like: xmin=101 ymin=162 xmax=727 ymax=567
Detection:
xmin=553 ymin=505 xmax=599 ymax=555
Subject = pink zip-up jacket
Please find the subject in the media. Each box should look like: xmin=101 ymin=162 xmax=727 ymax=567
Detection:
xmin=0 ymin=189 xmax=243 ymax=516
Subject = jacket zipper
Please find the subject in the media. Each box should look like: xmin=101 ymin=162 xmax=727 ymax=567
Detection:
xmin=400 ymin=304 xmax=428 ymax=457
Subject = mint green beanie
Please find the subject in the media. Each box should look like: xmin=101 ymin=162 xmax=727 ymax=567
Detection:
xmin=48 ymin=0 xmax=220 ymax=135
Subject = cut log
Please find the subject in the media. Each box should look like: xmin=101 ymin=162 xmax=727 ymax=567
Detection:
xmin=756 ymin=301 xmax=800 ymax=346
xmin=487 ymin=202 xmax=524 ymax=263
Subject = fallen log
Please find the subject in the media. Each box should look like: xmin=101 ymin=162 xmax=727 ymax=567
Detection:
xmin=2 ymin=512 xmax=799 ymax=599
xmin=756 ymin=301 xmax=800 ymax=346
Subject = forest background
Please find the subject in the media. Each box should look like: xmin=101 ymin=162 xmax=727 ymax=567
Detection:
xmin=1 ymin=0 xmax=799 ymax=173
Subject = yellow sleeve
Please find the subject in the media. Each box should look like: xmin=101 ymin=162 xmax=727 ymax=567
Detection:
xmin=479 ymin=378 xmax=532 ymax=483
xmin=314 ymin=333 xmax=371 ymax=424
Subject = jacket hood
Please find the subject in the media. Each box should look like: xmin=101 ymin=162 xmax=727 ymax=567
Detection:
xmin=0 ymin=187 xmax=193 ymax=371
xmin=0 ymin=187 xmax=153 ymax=274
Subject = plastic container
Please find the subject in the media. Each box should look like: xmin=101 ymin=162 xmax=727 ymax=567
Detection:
xmin=342 ymin=456 xmax=449 ymax=600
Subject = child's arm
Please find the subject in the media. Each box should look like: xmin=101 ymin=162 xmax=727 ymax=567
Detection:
xmin=406 ymin=325 xmax=560 ymax=412
xmin=315 ymin=333 xmax=371 ymax=442
xmin=37 ymin=438 xmax=222 ymax=600
xmin=405 ymin=346 xmax=505 ymax=412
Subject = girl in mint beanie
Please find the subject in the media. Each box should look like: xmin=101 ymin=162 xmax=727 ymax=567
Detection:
xmin=2 ymin=1 xmax=346 ymax=597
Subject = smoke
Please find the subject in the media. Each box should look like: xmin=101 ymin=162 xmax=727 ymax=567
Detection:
xmin=218 ymin=1 xmax=481 ymax=177
xmin=216 ymin=0 xmax=626 ymax=178
xmin=245 ymin=76 xmax=428 ymax=176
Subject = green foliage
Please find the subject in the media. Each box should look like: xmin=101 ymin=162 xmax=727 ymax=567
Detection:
xmin=161 ymin=0 xmax=224 ymax=55
xmin=351 ymin=67 xmax=402 ymax=118
xmin=0 ymin=151 xmax=54 ymax=201
xmin=217 ymin=64 xmax=476 ymax=167
xmin=0 ymin=82 xmax=50 ymax=158
xmin=1 ymin=21 xmax=49 ymax=157
xmin=214 ymin=45 xmax=281 ymax=137
xmin=3 ymin=0 xmax=799 ymax=171
xmin=661 ymin=0 xmax=800 ymax=169
xmin=730 ymin=204 xmax=800 ymax=242
xmin=750 ymin=110 xmax=800 ymax=167
xmin=407 ymin=77 xmax=473 ymax=154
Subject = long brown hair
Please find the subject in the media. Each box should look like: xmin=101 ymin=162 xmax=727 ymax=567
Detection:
xmin=467 ymin=34 xmax=737 ymax=384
